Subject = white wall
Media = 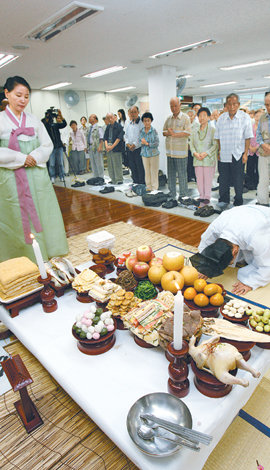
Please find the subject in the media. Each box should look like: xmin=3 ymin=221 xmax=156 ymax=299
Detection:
xmin=27 ymin=89 xmax=147 ymax=125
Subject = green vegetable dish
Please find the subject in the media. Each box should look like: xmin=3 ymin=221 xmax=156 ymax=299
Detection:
xmin=134 ymin=280 xmax=157 ymax=300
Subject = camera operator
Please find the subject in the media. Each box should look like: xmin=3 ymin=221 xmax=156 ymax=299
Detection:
xmin=42 ymin=108 xmax=67 ymax=183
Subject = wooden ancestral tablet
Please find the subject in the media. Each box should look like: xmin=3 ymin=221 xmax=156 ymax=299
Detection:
xmin=191 ymin=359 xmax=237 ymax=398
xmin=1 ymin=354 xmax=43 ymax=433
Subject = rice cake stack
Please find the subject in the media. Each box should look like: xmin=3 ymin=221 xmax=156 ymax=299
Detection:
xmin=86 ymin=230 xmax=115 ymax=253
xmin=88 ymin=278 xmax=121 ymax=303
xmin=0 ymin=257 xmax=41 ymax=301
xmin=72 ymin=269 xmax=99 ymax=293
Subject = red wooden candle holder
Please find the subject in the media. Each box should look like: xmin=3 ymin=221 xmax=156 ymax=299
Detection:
xmin=1 ymin=354 xmax=43 ymax=433
xmin=167 ymin=340 xmax=190 ymax=398
xmin=37 ymin=275 xmax=57 ymax=313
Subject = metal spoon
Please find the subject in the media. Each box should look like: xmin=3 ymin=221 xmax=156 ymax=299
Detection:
xmin=137 ymin=424 xmax=201 ymax=452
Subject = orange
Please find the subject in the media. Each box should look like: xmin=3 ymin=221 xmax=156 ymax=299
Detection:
xmin=194 ymin=293 xmax=209 ymax=307
xmin=209 ymin=293 xmax=224 ymax=307
xmin=184 ymin=287 xmax=197 ymax=300
xmin=204 ymin=283 xmax=219 ymax=296
xmin=194 ymin=279 xmax=207 ymax=292
xmin=216 ymin=284 xmax=223 ymax=294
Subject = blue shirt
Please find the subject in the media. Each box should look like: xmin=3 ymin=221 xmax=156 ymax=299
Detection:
xmin=140 ymin=126 xmax=159 ymax=158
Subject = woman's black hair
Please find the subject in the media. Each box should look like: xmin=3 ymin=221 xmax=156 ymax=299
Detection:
xmin=197 ymin=107 xmax=211 ymax=117
xmin=70 ymin=120 xmax=77 ymax=126
xmin=117 ymin=108 xmax=126 ymax=122
xmin=4 ymin=76 xmax=31 ymax=93
xmin=142 ymin=112 xmax=154 ymax=122
xmin=80 ymin=116 xmax=87 ymax=121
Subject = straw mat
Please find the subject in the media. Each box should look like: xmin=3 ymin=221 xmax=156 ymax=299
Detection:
xmin=1 ymin=223 xmax=269 ymax=470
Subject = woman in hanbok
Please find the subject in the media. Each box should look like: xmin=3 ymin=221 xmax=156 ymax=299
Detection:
xmin=0 ymin=76 xmax=68 ymax=262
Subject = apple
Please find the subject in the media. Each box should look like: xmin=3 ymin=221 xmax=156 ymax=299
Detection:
xmin=149 ymin=257 xmax=163 ymax=267
xmin=133 ymin=262 xmax=150 ymax=279
xmin=161 ymin=271 xmax=184 ymax=293
xmin=136 ymin=245 xmax=153 ymax=263
xmin=163 ymin=252 xmax=184 ymax=271
xmin=148 ymin=265 xmax=167 ymax=284
xmin=126 ymin=255 xmax=138 ymax=271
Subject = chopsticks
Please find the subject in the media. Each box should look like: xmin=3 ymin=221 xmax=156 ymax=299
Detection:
xmin=140 ymin=413 xmax=213 ymax=445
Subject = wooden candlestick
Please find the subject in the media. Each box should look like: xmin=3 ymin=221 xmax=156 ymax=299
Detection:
xmin=1 ymin=354 xmax=43 ymax=433
xmin=38 ymin=274 xmax=57 ymax=313
xmin=167 ymin=340 xmax=190 ymax=398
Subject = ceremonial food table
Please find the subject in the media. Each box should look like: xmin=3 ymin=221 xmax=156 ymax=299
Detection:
xmin=1 ymin=265 xmax=270 ymax=470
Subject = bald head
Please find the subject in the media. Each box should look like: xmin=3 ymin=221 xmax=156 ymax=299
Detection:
xmin=89 ymin=114 xmax=98 ymax=125
xmin=106 ymin=112 xmax=114 ymax=124
xmin=170 ymin=97 xmax=181 ymax=117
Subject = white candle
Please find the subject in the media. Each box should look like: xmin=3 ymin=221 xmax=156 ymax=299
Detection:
xmin=30 ymin=234 xmax=47 ymax=279
xmin=173 ymin=289 xmax=183 ymax=350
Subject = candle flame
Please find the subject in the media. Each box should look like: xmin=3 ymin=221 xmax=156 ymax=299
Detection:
xmin=30 ymin=233 xmax=35 ymax=240
xmin=175 ymin=282 xmax=181 ymax=291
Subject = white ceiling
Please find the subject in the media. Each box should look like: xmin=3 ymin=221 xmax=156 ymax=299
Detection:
xmin=1 ymin=0 xmax=270 ymax=98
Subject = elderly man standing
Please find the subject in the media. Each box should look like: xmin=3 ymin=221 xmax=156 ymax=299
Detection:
xmin=163 ymin=97 xmax=191 ymax=208
xmin=125 ymin=106 xmax=145 ymax=184
xmin=88 ymin=114 xmax=104 ymax=180
xmin=215 ymin=93 xmax=253 ymax=209
xmin=103 ymin=112 xmax=124 ymax=185
xmin=256 ymin=91 xmax=270 ymax=206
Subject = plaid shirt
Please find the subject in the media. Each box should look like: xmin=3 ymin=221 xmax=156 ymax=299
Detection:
xmin=215 ymin=110 xmax=253 ymax=162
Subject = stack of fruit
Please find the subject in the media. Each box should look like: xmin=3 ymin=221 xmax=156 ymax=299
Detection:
xmin=126 ymin=245 xmax=162 ymax=279
xmin=183 ymin=279 xmax=224 ymax=308
xmin=248 ymin=307 xmax=270 ymax=333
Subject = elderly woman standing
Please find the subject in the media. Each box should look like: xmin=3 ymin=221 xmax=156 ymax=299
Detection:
xmin=69 ymin=120 xmax=87 ymax=175
xmin=190 ymin=107 xmax=218 ymax=205
xmin=0 ymin=76 xmax=68 ymax=262
xmin=140 ymin=112 xmax=160 ymax=191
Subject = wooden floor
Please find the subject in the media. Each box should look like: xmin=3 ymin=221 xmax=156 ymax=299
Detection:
xmin=55 ymin=186 xmax=209 ymax=247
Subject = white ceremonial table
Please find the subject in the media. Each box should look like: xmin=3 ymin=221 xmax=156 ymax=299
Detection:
xmin=1 ymin=276 xmax=270 ymax=470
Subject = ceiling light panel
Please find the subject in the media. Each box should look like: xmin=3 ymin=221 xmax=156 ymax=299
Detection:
xmin=82 ymin=66 xmax=127 ymax=78
xmin=42 ymin=82 xmax=72 ymax=90
xmin=25 ymin=2 xmax=104 ymax=42
xmin=0 ymin=53 xmax=19 ymax=68
xmin=235 ymin=86 xmax=269 ymax=92
xmin=107 ymin=86 xmax=136 ymax=93
xmin=201 ymin=81 xmax=237 ymax=88
xmin=150 ymin=39 xmax=216 ymax=59
xmin=220 ymin=59 xmax=270 ymax=71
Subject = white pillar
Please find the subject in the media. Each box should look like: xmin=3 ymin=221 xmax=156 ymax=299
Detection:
xmin=148 ymin=65 xmax=177 ymax=174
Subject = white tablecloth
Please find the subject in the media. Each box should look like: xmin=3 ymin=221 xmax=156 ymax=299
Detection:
xmin=1 ymin=274 xmax=269 ymax=470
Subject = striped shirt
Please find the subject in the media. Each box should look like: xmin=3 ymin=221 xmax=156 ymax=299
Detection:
xmin=163 ymin=112 xmax=191 ymax=158
xmin=215 ymin=110 xmax=253 ymax=162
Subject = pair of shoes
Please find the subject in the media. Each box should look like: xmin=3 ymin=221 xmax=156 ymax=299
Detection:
xmin=162 ymin=199 xmax=178 ymax=209
xmin=217 ymin=201 xmax=229 ymax=209
xmin=256 ymin=202 xmax=269 ymax=207
xmin=179 ymin=197 xmax=194 ymax=206
xmin=87 ymin=177 xmax=104 ymax=185
xmin=99 ymin=186 xmax=115 ymax=194
xmin=51 ymin=177 xmax=55 ymax=184
xmin=125 ymin=190 xmax=137 ymax=197
xmin=199 ymin=205 xmax=216 ymax=217
xmin=71 ymin=181 xmax=86 ymax=187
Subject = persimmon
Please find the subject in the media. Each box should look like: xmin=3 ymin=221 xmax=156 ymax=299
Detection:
xmin=194 ymin=279 xmax=207 ymax=292
xmin=194 ymin=293 xmax=209 ymax=307
xmin=184 ymin=287 xmax=197 ymax=300
xmin=209 ymin=293 xmax=224 ymax=307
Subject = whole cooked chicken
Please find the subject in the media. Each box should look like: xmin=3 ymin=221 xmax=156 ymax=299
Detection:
xmin=189 ymin=335 xmax=260 ymax=387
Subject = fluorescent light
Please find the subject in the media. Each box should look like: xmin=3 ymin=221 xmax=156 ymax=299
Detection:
xmin=235 ymin=86 xmax=269 ymax=92
xmin=106 ymin=86 xmax=136 ymax=93
xmin=220 ymin=59 xmax=270 ymax=71
xmin=264 ymin=75 xmax=270 ymax=79
xmin=201 ymin=81 xmax=237 ymax=88
xmin=82 ymin=66 xmax=127 ymax=78
xmin=150 ymin=39 xmax=215 ymax=59
xmin=0 ymin=53 xmax=19 ymax=68
xmin=179 ymin=74 xmax=193 ymax=79
xmin=42 ymin=82 xmax=72 ymax=90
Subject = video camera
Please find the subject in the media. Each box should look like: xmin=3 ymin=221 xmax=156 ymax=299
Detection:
xmin=45 ymin=107 xmax=59 ymax=122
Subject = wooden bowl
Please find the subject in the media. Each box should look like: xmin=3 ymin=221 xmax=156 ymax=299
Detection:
xmin=191 ymin=359 xmax=236 ymax=398
xmin=249 ymin=322 xmax=270 ymax=349
xmin=72 ymin=318 xmax=117 ymax=355
xmin=134 ymin=335 xmax=155 ymax=348
xmin=220 ymin=304 xmax=249 ymax=325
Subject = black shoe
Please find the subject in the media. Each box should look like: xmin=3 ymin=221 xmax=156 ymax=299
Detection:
xmin=123 ymin=169 xmax=130 ymax=175
xmin=212 ymin=186 xmax=219 ymax=191
xmin=71 ymin=181 xmax=86 ymax=187
xmin=256 ymin=202 xmax=269 ymax=207
xmin=108 ymin=181 xmax=115 ymax=185
xmin=162 ymin=199 xmax=178 ymax=209
xmin=117 ymin=181 xmax=123 ymax=185
xmin=178 ymin=197 xmax=194 ymax=206
xmin=99 ymin=186 xmax=115 ymax=194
